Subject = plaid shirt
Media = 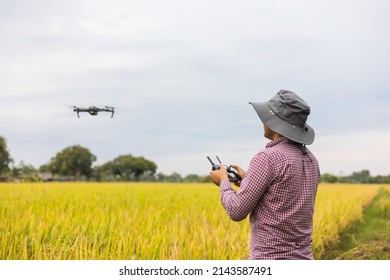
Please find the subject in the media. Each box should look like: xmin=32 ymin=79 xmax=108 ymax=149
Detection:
xmin=220 ymin=137 xmax=320 ymax=260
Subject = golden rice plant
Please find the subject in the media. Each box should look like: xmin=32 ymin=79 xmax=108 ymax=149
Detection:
xmin=0 ymin=182 xmax=249 ymax=260
xmin=312 ymin=184 xmax=380 ymax=258
xmin=0 ymin=182 xmax=386 ymax=260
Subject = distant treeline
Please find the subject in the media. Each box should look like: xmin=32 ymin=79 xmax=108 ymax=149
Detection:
xmin=1 ymin=136 xmax=211 ymax=183
xmin=320 ymin=170 xmax=390 ymax=184
xmin=1 ymin=136 xmax=389 ymax=184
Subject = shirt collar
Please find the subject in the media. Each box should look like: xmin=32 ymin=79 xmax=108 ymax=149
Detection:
xmin=265 ymin=137 xmax=292 ymax=148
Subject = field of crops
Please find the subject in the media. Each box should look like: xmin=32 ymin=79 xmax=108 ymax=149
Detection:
xmin=0 ymin=182 xmax=388 ymax=260
xmin=312 ymin=184 xmax=380 ymax=258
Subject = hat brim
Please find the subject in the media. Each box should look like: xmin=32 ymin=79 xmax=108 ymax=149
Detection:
xmin=249 ymin=102 xmax=315 ymax=145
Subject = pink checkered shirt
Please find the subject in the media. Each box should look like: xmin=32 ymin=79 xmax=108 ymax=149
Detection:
xmin=220 ymin=137 xmax=320 ymax=260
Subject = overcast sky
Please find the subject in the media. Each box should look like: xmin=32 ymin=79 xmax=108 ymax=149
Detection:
xmin=1 ymin=0 xmax=389 ymax=177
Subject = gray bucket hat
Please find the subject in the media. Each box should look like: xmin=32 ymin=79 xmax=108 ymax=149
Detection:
xmin=250 ymin=90 xmax=315 ymax=145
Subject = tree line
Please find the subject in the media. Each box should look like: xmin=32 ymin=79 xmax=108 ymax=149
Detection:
xmin=0 ymin=136 xmax=209 ymax=182
xmin=320 ymin=170 xmax=390 ymax=184
xmin=1 ymin=136 xmax=389 ymax=183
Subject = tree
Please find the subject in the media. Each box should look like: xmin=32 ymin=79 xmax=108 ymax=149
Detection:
xmin=12 ymin=161 xmax=39 ymax=182
xmin=44 ymin=145 xmax=96 ymax=180
xmin=111 ymin=154 xmax=157 ymax=181
xmin=350 ymin=170 xmax=372 ymax=184
xmin=183 ymin=174 xmax=200 ymax=182
xmin=92 ymin=161 xmax=115 ymax=182
xmin=183 ymin=174 xmax=210 ymax=183
xmin=0 ymin=136 xmax=13 ymax=177
xmin=132 ymin=156 xmax=157 ymax=181
xmin=167 ymin=172 xmax=182 ymax=182
xmin=320 ymin=173 xmax=339 ymax=183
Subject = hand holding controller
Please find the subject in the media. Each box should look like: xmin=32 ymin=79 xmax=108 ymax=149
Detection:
xmin=207 ymin=156 xmax=242 ymax=183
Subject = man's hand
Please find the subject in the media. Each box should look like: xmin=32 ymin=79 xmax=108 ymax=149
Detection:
xmin=230 ymin=164 xmax=246 ymax=180
xmin=230 ymin=164 xmax=246 ymax=187
xmin=210 ymin=165 xmax=228 ymax=186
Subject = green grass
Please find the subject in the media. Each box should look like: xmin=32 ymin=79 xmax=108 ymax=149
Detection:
xmin=321 ymin=187 xmax=390 ymax=259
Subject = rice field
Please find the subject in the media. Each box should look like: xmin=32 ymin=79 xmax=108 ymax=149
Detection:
xmin=312 ymin=184 xmax=380 ymax=258
xmin=0 ymin=182 xmax=388 ymax=260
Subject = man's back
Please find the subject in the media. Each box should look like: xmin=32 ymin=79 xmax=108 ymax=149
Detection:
xmin=247 ymin=137 xmax=320 ymax=259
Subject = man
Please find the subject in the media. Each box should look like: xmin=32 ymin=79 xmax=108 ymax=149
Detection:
xmin=210 ymin=90 xmax=320 ymax=260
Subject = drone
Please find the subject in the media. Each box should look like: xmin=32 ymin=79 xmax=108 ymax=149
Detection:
xmin=73 ymin=106 xmax=115 ymax=118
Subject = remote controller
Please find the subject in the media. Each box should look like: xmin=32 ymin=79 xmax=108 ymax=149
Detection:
xmin=207 ymin=156 xmax=242 ymax=182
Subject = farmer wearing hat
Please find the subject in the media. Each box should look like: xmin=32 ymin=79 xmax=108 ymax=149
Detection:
xmin=210 ymin=90 xmax=320 ymax=260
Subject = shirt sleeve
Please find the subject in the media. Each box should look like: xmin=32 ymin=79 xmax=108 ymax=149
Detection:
xmin=219 ymin=152 xmax=274 ymax=221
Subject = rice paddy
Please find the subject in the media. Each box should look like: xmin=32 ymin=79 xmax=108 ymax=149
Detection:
xmin=0 ymin=182 xmax=388 ymax=260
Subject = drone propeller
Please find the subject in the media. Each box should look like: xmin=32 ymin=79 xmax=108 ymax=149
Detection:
xmin=68 ymin=105 xmax=80 ymax=118
xmin=68 ymin=105 xmax=78 ymax=111
xmin=103 ymin=106 xmax=116 ymax=118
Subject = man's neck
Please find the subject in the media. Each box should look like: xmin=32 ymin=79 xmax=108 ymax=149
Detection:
xmin=269 ymin=132 xmax=282 ymax=141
